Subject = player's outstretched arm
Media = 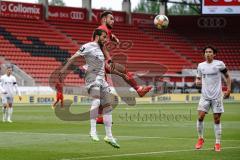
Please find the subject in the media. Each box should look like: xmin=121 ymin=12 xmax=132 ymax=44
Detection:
xmin=223 ymin=71 xmax=231 ymax=99
xmin=60 ymin=52 xmax=82 ymax=74
xmin=110 ymin=34 xmax=120 ymax=44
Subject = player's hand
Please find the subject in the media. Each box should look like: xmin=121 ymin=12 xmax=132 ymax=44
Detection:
xmin=111 ymin=34 xmax=120 ymax=44
xmin=223 ymin=89 xmax=231 ymax=99
xmin=19 ymin=96 xmax=22 ymax=101
xmin=195 ymin=79 xmax=201 ymax=87
xmin=106 ymin=61 xmax=114 ymax=72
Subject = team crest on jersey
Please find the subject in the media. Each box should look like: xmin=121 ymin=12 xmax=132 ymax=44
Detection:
xmin=80 ymin=46 xmax=85 ymax=52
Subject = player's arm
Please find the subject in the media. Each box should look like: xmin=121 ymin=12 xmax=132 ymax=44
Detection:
xmin=13 ymin=78 xmax=22 ymax=101
xmin=221 ymin=68 xmax=231 ymax=98
xmin=195 ymin=77 xmax=201 ymax=87
xmin=60 ymin=50 xmax=83 ymax=74
xmin=0 ymin=77 xmax=7 ymax=94
xmin=195 ymin=64 xmax=202 ymax=87
xmin=102 ymin=45 xmax=112 ymax=62
xmin=110 ymin=34 xmax=120 ymax=44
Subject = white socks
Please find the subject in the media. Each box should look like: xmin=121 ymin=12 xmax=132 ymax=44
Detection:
xmin=103 ymin=106 xmax=113 ymax=139
xmin=7 ymin=107 xmax=13 ymax=121
xmin=214 ymin=123 xmax=222 ymax=144
xmin=89 ymin=97 xmax=113 ymax=139
xmin=2 ymin=107 xmax=7 ymax=121
xmin=90 ymin=99 xmax=100 ymax=135
xmin=197 ymin=120 xmax=204 ymax=139
xmin=197 ymin=120 xmax=222 ymax=144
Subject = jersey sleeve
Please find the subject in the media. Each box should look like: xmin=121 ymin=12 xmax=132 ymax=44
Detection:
xmin=75 ymin=44 xmax=90 ymax=56
xmin=13 ymin=76 xmax=21 ymax=96
xmin=12 ymin=76 xmax=17 ymax=84
xmin=218 ymin=61 xmax=227 ymax=72
xmin=0 ymin=76 xmax=5 ymax=93
xmin=196 ymin=64 xmax=202 ymax=78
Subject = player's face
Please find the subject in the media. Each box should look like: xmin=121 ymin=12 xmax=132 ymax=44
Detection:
xmin=106 ymin=14 xmax=114 ymax=29
xmin=6 ymin=68 xmax=12 ymax=75
xmin=98 ymin=32 xmax=107 ymax=46
xmin=204 ymin=48 xmax=215 ymax=62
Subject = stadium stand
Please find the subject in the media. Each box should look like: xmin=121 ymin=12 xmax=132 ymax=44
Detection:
xmin=139 ymin=16 xmax=240 ymax=70
xmin=0 ymin=17 xmax=83 ymax=85
xmin=0 ymin=7 xmax=239 ymax=86
xmin=49 ymin=20 xmax=192 ymax=74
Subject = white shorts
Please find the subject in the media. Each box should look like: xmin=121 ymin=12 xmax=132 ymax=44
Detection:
xmin=86 ymin=78 xmax=112 ymax=107
xmin=1 ymin=96 xmax=14 ymax=105
xmin=197 ymin=96 xmax=224 ymax=113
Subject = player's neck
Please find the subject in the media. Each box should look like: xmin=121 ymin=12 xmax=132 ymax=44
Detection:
xmin=93 ymin=40 xmax=98 ymax=45
xmin=102 ymin=23 xmax=111 ymax=30
xmin=206 ymin=59 xmax=214 ymax=63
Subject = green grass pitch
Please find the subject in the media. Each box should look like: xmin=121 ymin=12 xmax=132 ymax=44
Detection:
xmin=0 ymin=103 xmax=240 ymax=160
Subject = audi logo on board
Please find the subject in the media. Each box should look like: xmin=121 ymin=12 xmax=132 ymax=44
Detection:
xmin=70 ymin=11 xmax=84 ymax=20
xmin=197 ymin=17 xmax=226 ymax=28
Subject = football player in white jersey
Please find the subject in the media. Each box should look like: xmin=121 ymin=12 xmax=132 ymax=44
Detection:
xmin=0 ymin=66 xmax=22 ymax=123
xmin=195 ymin=46 xmax=231 ymax=152
xmin=60 ymin=29 xmax=120 ymax=148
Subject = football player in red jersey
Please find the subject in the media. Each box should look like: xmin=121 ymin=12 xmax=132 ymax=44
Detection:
xmin=52 ymin=78 xmax=64 ymax=109
xmin=96 ymin=11 xmax=152 ymax=124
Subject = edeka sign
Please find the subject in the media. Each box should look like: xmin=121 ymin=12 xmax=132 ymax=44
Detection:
xmin=48 ymin=6 xmax=87 ymax=22
xmin=0 ymin=1 xmax=42 ymax=19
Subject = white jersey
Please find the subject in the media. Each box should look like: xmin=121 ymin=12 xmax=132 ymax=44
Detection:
xmin=197 ymin=60 xmax=226 ymax=100
xmin=75 ymin=42 xmax=105 ymax=85
xmin=0 ymin=74 xmax=21 ymax=97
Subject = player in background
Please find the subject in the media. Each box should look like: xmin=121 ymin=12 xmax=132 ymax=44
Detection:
xmin=0 ymin=66 xmax=22 ymax=123
xmin=195 ymin=46 xmax=231 ymax=152
xmin=96 ymin=11 xmax=152 ymax=124
xmin=52 ymin=78 xmax=64 ymax=109
xmin=60 ymin=29 xmax=120 ymax=148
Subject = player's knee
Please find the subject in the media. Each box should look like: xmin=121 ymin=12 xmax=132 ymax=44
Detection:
xmin=214 ymin=117 xmax=221 ymax=124
xmin=102 ymin=105 xmax=112 ymax=115
xmin=92 ymin=98 xmax=100 ymax=107
xmin=89 ymin=87 xmax=100 ymax=99
xmin=198 ymin=115 xmax=205 ymax=121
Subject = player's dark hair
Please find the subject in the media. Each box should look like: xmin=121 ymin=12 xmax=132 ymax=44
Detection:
xmin=203 ymin=45 xmax=217 ymax=54
xmin=6 ymin=64 xmax=13 ymax=69
xmin=92 ymin=29 xmax=107 ymax=39
xmin=100 ymin=11 xmax=113 ymax=19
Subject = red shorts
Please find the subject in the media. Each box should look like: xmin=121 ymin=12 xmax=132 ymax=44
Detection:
xmin=56 ymin=93 xmax=63 ymax=100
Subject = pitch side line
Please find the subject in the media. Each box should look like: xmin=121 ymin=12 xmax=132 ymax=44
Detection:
xmin=60 ymin=146 xmax=240 ymax=160
xmin=1 ymin=132 xmax=240 ymax=142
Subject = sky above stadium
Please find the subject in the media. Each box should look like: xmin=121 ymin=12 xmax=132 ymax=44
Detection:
xmin=9 ymin=0 xmax=141 ymax=11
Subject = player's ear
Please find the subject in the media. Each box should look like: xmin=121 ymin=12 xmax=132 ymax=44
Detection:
xmin=103 ymin=17 xmax=106 ymax=22
xmin=96 ymin=35 xmax=100 ymax=40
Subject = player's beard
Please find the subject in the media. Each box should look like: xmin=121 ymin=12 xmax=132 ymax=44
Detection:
xmin=106 ymin=23 xmax=112 ymax=29
xmin=98 ymin=40 xmax=104 ymax=48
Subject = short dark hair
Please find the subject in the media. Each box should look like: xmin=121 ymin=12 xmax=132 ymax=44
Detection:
xmin=92 ymin=29 xmax=107 ymax=39
xmin=203 ymin=45 xmax=217 ymax=54
xmin=6 ymin=64 xmax=13 ymax=69
xmin=100 ymin=11 xmax=113 ymax=19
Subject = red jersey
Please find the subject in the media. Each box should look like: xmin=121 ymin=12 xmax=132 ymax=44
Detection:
xmin=97 ymin=24 xmax=112 ymax=40
xmin=55 ymin=82 xmax=63 ymax=94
